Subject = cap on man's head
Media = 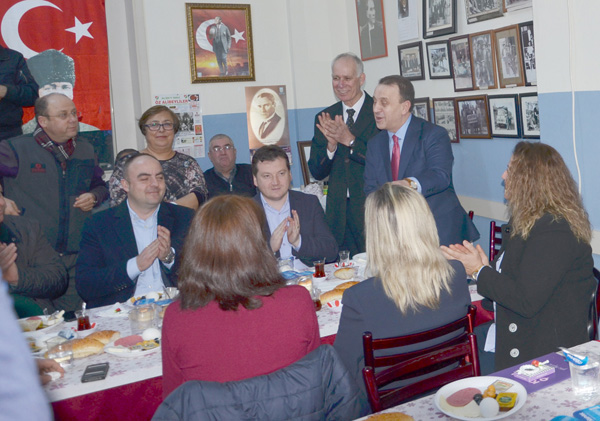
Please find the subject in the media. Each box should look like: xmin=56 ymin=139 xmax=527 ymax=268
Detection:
xmin=27 ymin=49 xmax=75 ymax=87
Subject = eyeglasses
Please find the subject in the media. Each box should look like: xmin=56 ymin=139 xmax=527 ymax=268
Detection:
xmin=211 ymin=145 xmax=234 ymax=152
xmin=44 ymin=110 xmax=81 ymax=120
xmin=145 ymin=122 xmax=174 ymax=131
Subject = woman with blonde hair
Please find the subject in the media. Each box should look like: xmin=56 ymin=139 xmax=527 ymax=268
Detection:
xmin=442 ymin=141 xmax=595 ymax=370
xmin=334 ymin=183 xmax=471 ymax=391
xmin=161 ymin=195 xmax=320 ymax=398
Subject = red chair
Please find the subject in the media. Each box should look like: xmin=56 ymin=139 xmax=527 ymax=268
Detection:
xmin=489 ymin=221 xmax=503 ymax=261
xmin=362 ymin=305 xmax=480 ymax=413
xmin=588 ymin=268 xmax=600 ymax=340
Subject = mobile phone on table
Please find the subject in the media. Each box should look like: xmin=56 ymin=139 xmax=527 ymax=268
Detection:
xmin=81 ymin=362 xmax=109 ymax=383
xmin=63 ymin=310 xmax=77 ymax=322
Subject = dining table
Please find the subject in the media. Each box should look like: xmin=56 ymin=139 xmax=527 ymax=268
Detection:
xmin=355 ymin=340 xmax=600 ymax=420
xmin=39 ymin=262 xmax=493 ymax=420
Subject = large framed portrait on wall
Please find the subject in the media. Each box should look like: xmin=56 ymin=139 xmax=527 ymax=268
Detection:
xmin=186 ymin=3 xmax=255 ymax=83
xmin=356 ymin=0 xmax=388 ymax=61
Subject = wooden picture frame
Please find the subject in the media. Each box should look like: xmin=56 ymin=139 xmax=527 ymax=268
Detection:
xmin=356 ymin=0 xmax=388 ymax=61
xmin=470 ymin=31 xmax=497 ymax=90
xmin=519 ymin=21 xmax=537 ymax=86
xmin=426 ymin=40 xmax=452 ymax=79
xmin=412 ymin=97 xmax=431 ymax=121
xmin=449 ymin=36 xmax=474 ymax=92
xmin=455 ymin=95 xmax=491 ymax=139
xmin=297 ymin=141 xmax=314 ymax=186
xmin=519 ymin=92 xmax=540 ymax=139
xmin=488 ymin=94 xmax=521 ymax=138
xmin=433 ymin=97 xmax=459 ymax=143
xmin=493 ymin=25 xmax=525 ymax=88
xmin=186 ymin=3 xmax=255 ymax=83
xmin=505 ymin=0 xmax=532 ymax=12
xmin=423 ymin=0 xmax=456 ymax=39
xmin=398 ymin=42 xmax=425 ymax=81
xmin=465 ymin=0 xmax=503 ymax=24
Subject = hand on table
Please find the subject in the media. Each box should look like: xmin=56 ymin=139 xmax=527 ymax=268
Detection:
xmin=441 ymin=240 xmax=489 ymax=275
xmin=73 ymin=193 xmax=96 ymax=212
xmin=37 ymin=358 xmax=65 ymax=385
xmin=316 ymin=112 xmax=354 ymax=152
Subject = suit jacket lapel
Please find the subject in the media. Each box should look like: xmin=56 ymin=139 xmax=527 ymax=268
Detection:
xmin=113 ymin=202 xmax=139 ymax=258
xmin=157 ymin=203 xmax=175 ymax=232
xmin=398 ymin=118 xmax=422 ymax=179
xmin=351 ymin=94 xmax=374 ymax=138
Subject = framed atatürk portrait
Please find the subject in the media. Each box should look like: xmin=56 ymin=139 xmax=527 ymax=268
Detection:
xmin=423 ymin=0 xmax=456 ymax=39
xmin=426 ymin=40 xmax=452 ymax=79
xmin=412 ymin=97 xmax=430 ymax=121
xmin=398 ymin=42 xmax=424 ymax=81
xmin=356 ymin=0 xmax=388 ymax=61
xmin=519 ymin=21 xmax=537 ymax=86
xmin=488 ymin=94 xmax=520 ymax=138
xmin=464 ymin=0 xmax=503 ymax=24
xmin=186 ymin=3 xmax=255 ymax=83
xmin=449 ymin=36 xmax=474 ymax=92
xmin=493 ymin=25 xmax=525 ymax=88
xmin=519 ymin=92 xmax=540 ymax=139
xmin=470 ymin=31 xmax=497 ymax=90
xmin=505 ymin=0 xmax=532 ymax=12
xmin=432 ymin=97 xmax=459 ymax=143
xmin=297 ymin=141 xmax=314 ymax=186
xmin=455 ymin=95 xmax=491 ymax=139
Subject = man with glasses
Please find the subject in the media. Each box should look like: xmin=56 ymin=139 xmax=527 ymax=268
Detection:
xmin=0 ymin=93 xmax=108 ymax=311
xmin=203 ymin=134 xmax=256 ymax=198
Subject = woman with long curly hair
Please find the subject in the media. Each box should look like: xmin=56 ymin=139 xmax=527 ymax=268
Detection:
xmin=161 ymin=195 xmax=320 ymax=398
xmin=442 ymin=141 xmax=595 ymax=370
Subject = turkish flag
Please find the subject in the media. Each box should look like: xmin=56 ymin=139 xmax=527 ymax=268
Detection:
xmin=0 ymin=0 xmax=111 ymax=131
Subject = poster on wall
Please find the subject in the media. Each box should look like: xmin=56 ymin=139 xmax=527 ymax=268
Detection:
xmin=245 ymin=85 xmax=290 ymax=157
xmin=0 ymin=0 xmax=113 ymax=168
xmin=153 ymin=93 xmax=205 ymax=158
xmin=186 ymin=3 xmax=255 ymax=83
xmin=397 ymin=0 xmax=419 ymax=42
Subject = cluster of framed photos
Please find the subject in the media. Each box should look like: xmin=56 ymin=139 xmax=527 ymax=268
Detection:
xmin=399 ymin=21 xmax=536 ymax=90
xmin=411 ymin=93 xmax=539 ymax=143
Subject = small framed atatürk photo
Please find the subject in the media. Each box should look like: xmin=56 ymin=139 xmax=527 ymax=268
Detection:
xmin=449 ymin=36 xmax=474 ymax=92
xmin=470 ymin=31 xmax=497 ymax=90
xmin=455 ymin=95 xmax=491 ymax=139
xmin=432 ymin=97 xmax=459 ymax=143
xmin=519 ymin=21 xmax=537 ymax=86
xmin=411 ymin=97 xmax=430 ymax=121
xmin=186 ymin=3 xmax=255 ymax=83
xmin=297 ymin=141 xmax=314 ymax=186
xmin=423 ymin=0 xmax=456 ymax=39
xmin=426 ymin=40 xmax=452 ymax=79
xmin=464 ymin=0 xmax=503 ymax=24
xmin=493 ymin=25 xmax=525 ymax=88
xmin=356 ymin=0 xmax=388 ymax=61
xmin=488 ymin=94 xmax=521 ymax=138
xmin=519 ymin=92 xmax=540 ymax=139
xmin=398 ymin=42 xmax=425 ymax=81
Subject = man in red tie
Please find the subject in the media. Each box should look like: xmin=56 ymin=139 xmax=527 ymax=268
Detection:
xmin=363 ymin=75 xmax=479 ymax=246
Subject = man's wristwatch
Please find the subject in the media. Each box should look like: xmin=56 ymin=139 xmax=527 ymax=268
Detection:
xmin=348 ymin=137 xmax=356 ymax=148
xmin=403 ymin=178 xmax=418 ymax=190
xmin=160 ymin=248 xmax=175 ymax=264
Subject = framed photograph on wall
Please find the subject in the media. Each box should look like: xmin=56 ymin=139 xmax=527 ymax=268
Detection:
xmin=423 ymin=0 xmax=456 ymax=39
xmin=186 ymin=3 xmax=255 ymax=83
xmin=426 ymin=40 xmax=452 ymax=79
xmin=412 ymin=97 xmax=430 ymax=121
xmin=493 ymin=25 xmax=525 ymax=88
xmin=455 ymin=95 xmax=491 ymax=139
xmin=297 ymin=141 xmax=314 ymax=186
xmin=356 ymin=0 xmax=388 ymax=61
xmin=449 ymin=36 xmax=474 ymax=92
xmin=519 ymin=21 xmax=537 ymax=86
xmin=398 ymin=42 xmax=425 ymax=80
xmin=470 ymin=31 xmax=497 ymax=90
xmin=519 ymin=92 xmax=540 ymax=139
xmin=464 ymin=0 xmax=503 ymax=24
xmin=505 ymin=0 xmax=532 ymax=12
xmin=432 ymin=97 xmax=459 ymax=143
xmin=488 ymin=94 xmax=520 ymax=138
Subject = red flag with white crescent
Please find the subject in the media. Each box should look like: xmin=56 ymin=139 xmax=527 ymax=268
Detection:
xmin=0 ymin=0 xmax=111 ymax=131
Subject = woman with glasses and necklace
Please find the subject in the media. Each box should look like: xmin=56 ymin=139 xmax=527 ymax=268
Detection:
xmin=108 ymin=105 xmax=208 ymax=210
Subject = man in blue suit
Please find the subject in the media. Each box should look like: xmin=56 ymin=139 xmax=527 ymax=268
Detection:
xmin=76 ymin=154 xmax=193 ymax=308
xmin=364 ymin=75 xmax=479 ymax=245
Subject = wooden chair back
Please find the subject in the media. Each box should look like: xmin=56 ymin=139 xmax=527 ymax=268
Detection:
xmin=489 ymin=221 xmax=503 ymax=261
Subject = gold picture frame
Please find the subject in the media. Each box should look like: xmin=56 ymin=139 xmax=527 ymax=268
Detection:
xmin=186 ymin=3 xmax=255 ymax=83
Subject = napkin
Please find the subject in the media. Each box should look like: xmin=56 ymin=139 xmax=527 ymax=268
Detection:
xmin=97 ymin=303 xmax=130 ymax=318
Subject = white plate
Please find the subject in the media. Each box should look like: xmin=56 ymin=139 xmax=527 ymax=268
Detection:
xmin=104 ymin=336 xmax=161 ymax=358
xmin=18 ymin=315 xmax=64 ymax=337
xmin=434 ymin=376 xmax=527 ymax=420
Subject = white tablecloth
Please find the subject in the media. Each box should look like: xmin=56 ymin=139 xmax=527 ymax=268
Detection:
xmin=356 ymin=341 xmax=600 ymax=420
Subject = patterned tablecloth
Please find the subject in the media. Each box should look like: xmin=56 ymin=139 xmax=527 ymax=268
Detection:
xmin=355 ymin=341 xmax=600 ymax=420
